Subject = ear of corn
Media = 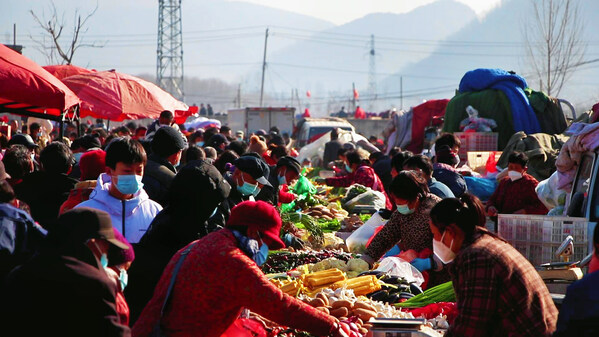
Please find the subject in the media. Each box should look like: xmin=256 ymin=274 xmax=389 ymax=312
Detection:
xmin=271 ymin=278 xmax=303 ymax=297
xmin=330 ymin=275 xmax=381 ymax=296
xmin=300 ymin=268 xmax=347 ymax=290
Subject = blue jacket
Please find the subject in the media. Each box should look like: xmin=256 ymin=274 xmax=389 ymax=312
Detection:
xmin=428 ymin=178 xmax=454 ymax=199
xmin=0 ymin=203 xmax=46 ymax=282
xmin=554 ymin=270 xmax=599 ymax=336
xmin=76 ymin=174 xmax=162 ymax=243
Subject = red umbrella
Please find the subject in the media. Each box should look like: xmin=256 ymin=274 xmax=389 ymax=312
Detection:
xmin=62 ymin=70 xmax=195 ymax=123
xmin=43 ymin=64 xmax=94 ymax=80
xmin=0 ymin=44 xmax=80 ymax=119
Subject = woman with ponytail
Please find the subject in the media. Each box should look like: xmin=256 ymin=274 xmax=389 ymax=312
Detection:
xmin=429 ymin=194 xmax=557 ymax=336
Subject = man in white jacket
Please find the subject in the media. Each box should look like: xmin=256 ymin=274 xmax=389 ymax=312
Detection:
xmin=77 ymin=137 xmax=162 ymax=243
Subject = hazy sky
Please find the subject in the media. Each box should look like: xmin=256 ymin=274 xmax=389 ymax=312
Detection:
xmin=236 ymin=0 xmax=503 ymax=25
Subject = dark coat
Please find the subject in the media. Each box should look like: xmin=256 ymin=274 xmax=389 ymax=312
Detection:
xmin=432 ymin=164 xmax=468 ymax=197
xmin=1 ymin=244 xmax=130 ymax=337
xmin=142 ymin=154 xmax=176 ymax=207
xmin=323 ymin=139 xmax=343 ymax=166
xmin=256 ymin=165 xmax=279 ymax=205
xmin=372 ymin=155 xmax=392 ymax=192
xmin=0 ymin=203 xmax=46 ymax=283
xmin=14 ymin=171 xmax=78 ymax=229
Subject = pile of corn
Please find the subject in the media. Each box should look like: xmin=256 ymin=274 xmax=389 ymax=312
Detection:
xmin=330 ymin=275 xmax=381 ymax=296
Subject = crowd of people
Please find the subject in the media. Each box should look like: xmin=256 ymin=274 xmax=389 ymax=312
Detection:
xmin=0 ymin=110 xmax=595 ymax=336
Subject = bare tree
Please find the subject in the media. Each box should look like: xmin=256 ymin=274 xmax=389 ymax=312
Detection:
xmin=524 ymin=0 xmax=586 ymax=96
xmin=29 ymin=2 xmax=104 ymax=65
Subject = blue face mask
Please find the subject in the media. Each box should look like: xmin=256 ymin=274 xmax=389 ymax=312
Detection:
xmin=114 ymin=175 xmax=143 ymax=195
xmin=231 ymin=230 xmax=269 ymax=266
xmin=278 ymin=174 xmax=287 ymax=186
xmin=396 ymin=204 xmax=415 ymax=215
xmin=73 ymin=152 xmax=83 ymax=163
xmin=196 ymin=141 xmax=204 ymax=147
xmin=93 ymin=242 xmax=109 ymax=269
xmin=254 ymin=242 xmax=269 ymax=266
xmin=345 ymin=163 xmax=353 ymax=173
xmin=237 ymin=175 xmax=259 ymax=196
xmin=118 ymin=268 xmax=128 ymax=290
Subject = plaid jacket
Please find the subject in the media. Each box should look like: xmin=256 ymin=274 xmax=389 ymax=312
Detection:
xmin=446 ymin=228 xmax=558 ymax=337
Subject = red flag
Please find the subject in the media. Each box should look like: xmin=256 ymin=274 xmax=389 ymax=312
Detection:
xmin=353 ymin=89 xmax=359 ymax=99
xmin=306 ymin=90 xmax=311 ymax=98
xmin=303 ymin=108 xmax=311 ymax=118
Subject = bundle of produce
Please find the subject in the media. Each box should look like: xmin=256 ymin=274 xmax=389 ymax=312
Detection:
xmin=303 ymin=204 xmax=348 ymax=221
xmin=338 ymin=215 xmax=364 ymax=232
xmin=309 ymin=258 xmax=370 ymax=278
xmin=271 ymin=278 xmax=303 ymax=297
xmin=341 ymin=184 xmax=368 ymax=204
xmin=329 ymin=275 xmax=382 ymax=296
xmin=262 ymin=250 xmax=352 ymax=274
xmin=281 ymin=212 xmax=324 ymax=247
xmin=301 ymin=268 xmax=347 ymax=291
xmin=405 ymin=302 xmax=457 ymax=325
xmin=365 ymin=273 xmax=417 ymax=304
xmin=395 ymin=281 xmax=456 ymax=308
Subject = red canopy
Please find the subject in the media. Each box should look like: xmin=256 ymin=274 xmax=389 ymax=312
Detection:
xmin=406 ymin=99 xmax=449 ymax=153
xmin=0 ymin=44 xmax=80 ymax=120
xmin=43 ymin=64 xmax=94 ymax=80
xmin=62 ymin=70 xmax=195 ymax=123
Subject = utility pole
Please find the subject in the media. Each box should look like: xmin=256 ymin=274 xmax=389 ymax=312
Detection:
xmin=368 ymin=34 xmax=377 ymax=112
xmin=259 ymin=28 xmax=269 ymax=106
xmin=157 ymin=0 xmax=184 ymax=100
xmin=352 ymin=82 xmax=357 ymax=112
xmin=400 ymin=76 xmax=403 ymax=110
xmin=237 ymin=84 xmax=241 ymax=108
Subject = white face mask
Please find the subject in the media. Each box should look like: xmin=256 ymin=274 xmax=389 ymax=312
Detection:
xmin=432 ymin=231 xmax=456 ymax=264
xmin=508 ymin=170 xmax=523 ymax=181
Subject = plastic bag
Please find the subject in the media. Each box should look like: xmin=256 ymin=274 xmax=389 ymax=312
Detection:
xmin=536 ymin=171 xmax=568 ymax=209
xmin=485 ymin=151 xmax=498 ymax=173
xmin=375 ymin=257 xmax=425 ymax=286
xmin=464 ymin=176 xmax=497 ymax=202
xmin=346 ymin=212 xmax=388 ymax=253
xmin=293 ymin=173 xmax=316 ymax=196
xmin=343 ymin=189 xmax=386 ymax=212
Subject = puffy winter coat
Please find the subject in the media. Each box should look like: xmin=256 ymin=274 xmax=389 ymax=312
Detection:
xmin=76 ymin=174 xmax=162 ymax=243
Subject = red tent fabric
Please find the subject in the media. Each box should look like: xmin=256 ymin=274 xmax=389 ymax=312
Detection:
xmin=43 ymin=64 xmax=94 ymax=80
xmin=61 ymin=70 xmax=195 ymax=123
xmin=0 ymin=44 xmax=80 ymax=118
xmin=406 ymin=99 xmax=449 ymax=153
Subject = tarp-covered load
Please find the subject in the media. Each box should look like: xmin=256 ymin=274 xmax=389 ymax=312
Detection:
xmin=443 ymin=68 xmax=568 ymax=150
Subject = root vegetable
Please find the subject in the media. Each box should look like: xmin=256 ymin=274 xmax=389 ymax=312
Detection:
xmin=354 ymin=308 xmax=377 ymax=322
xmin=331 ymin=300 xmax=353 ymax=310
xmin=329 ymin=307 xmax=349 ymax=318
xmin=315 ymin=307 xmax=329 ymax=314
xmin=309 ymin=298 xmax=326 ymax=308
xmin=316 ymin=293 xmax=329 ymax=306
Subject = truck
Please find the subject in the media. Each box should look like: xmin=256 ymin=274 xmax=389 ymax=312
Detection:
xmin=227 ymin=107 xmax=296 ymax=138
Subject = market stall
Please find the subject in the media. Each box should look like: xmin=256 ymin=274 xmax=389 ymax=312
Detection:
xmin=250 ymin=170 xmax=457 ymax=337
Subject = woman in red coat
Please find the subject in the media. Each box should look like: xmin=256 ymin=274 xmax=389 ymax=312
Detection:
xmin=133 ymin=201 xmax=348 ymax=337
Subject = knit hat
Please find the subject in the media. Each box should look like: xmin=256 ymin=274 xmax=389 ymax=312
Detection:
xmin=233 ymin=155 xmax=272 ymax=187
xmin=108 ymin=228 xmax=135 ymax=266
xmin=226 ymin=200 xmax=285 ymax=249
xmin=207 ymin=133 xmax=229 ymax=148
xmin=151 ymin=126 xmax=186 ymax=157
xmin=79 ymin=149 xmax=106 ymax=181
xmin=277 ymin=156 xmax=301 ymax=174
xmin=249 ymin=135 xmax=267 ymax=155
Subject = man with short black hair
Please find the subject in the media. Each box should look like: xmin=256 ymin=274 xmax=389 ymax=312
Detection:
xmin=487 ymin=151 xmax=548 ymax=216
xmin=29 ymin=122 xmax=41 ymax=142
xmin=76 ymin=138 xmax=162 ymax=243
xmin=3 ymin=144 xmax=34 ymax=188
xmin=323 ymin=128 xmax=343 ymax=166
xmin=369 ymin=151 xmax=392 ymax=191
xmin=403 ymin=155 xmax=454 ymax=199
xmin=143 ymin=126 xmax=186 ymax=206
xmin=1 ymin=208 xmax=131 ymax=336
xmin=220 ymin=125 xmax=233 ymax=140
xmin=145 ymin=110 xmax=183 ymax=142
xmin=15 ymin=142 xmax=78 ymax=228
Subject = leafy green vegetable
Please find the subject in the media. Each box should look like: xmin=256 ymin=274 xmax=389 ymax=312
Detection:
xmin=318 ymin=218 xmax=341 ymax=233
xmin=395 ymin=281 xmax=456 ymax=308
xmin=281 ymin=212 xmax=323 ymax=246
xmin=359 ymin=214 xmax=372 ymax=223
xmin=342 ymin=184 xmax=368 ymax=204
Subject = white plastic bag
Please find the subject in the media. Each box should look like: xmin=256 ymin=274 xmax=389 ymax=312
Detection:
xmin=536 ymin=171 xmax=567 ymax=209
xmin=375 ymin=257 xmax=425 ymax=286
xmin=343 ymin=189 xmax=386 ymax=211
xmin=346 ymin=212 xmax=388 ymax=253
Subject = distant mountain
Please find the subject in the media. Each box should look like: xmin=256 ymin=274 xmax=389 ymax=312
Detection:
xmin=384 ymin=0 xmax=599 ymax=110
xmin=262 ymin=0 xmax=477 ymax=108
